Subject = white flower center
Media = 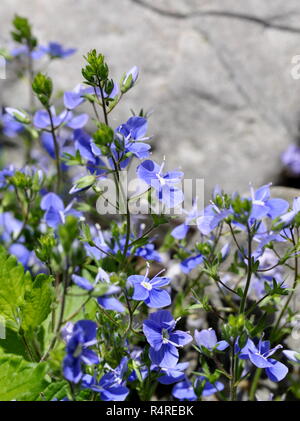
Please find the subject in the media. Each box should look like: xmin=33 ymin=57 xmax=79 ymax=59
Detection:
xmin=141 ymin=281 xmax=152 ymax=290
xmin=156 ymin=172 xmax=166 ymax=186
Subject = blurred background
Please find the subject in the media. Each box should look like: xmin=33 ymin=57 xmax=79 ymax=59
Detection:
xmin=1 ymin=0 xmax=300 ymax=199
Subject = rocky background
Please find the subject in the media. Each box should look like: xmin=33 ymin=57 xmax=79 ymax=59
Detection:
xmin=1 ymin=0 xmax=300 ymax=200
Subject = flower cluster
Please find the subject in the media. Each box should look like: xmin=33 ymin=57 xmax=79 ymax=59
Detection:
xmin=0 ymin=15 xmax=299 ymax=403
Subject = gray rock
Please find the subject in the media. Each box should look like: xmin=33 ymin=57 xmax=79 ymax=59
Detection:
xmin=1 ymin=0 xmax=300 ymax=201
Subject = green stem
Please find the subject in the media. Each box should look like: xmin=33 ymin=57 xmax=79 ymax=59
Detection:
xmin=230 ymin=344 xmax=237 ymax=401
xmin=239 ymin=224 xmax=252 ymax=313
xmin=249 ymin=368 xmax=262 ymax=401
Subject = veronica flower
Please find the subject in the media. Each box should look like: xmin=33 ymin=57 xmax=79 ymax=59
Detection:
xmin=143 ymin=310 xmax=192 ymax=368
xmin=194 ymin=328 xmax=228 ymax=351
xmin=0 ymin=212 xmax=23 ymax=242
xmin=121 ymin=66 xmax=139 ymax=91
xmin=41 ymin=42 xmax=76 ymax=58
xmin=134 ymin=243 xmax=162 ymax=262
xmin=72 ymin=268 xmax=125 ymax=312
xmin=114 ymin=116 xmax=150 ymax=160
xmin=128 ymin=264 xmax=171 ymax=308
xmin=281 ymin=144 xmax=300 ymax=176
xmin=248 ymin=184 xmax=289 ymax=221
xmin=40 ymin=131 xmax=75 ymax=166
xmin=197 ymin=202 xmax=231 ymax=236
xmin=283 ymin=349 xmax=300 ymax=364
xmin=63 ymin=320 xmax=99 ymax=384
xmin=33 ymin=106 xmax=88 ymax=130
xmin=0 ymin=165 xmax=15 ymax=188
xmin=0 ymin=110 xmax=24 ymax=137
xmin=9 ymin=243 xmax=32 ymax=268
xmin=84 ymin=229 xmax=161 ymax=263
xmin=10 ymin=45 xmax=45 ymax=60
xmin=72 ymin=129 xmax=107 ymax=175
xmin=195 ymin=376 xmax=224 ymax=397
xmin=152 ymin=362 xmax=189 ymax=385
xmin=82 ymin=358 xmax=129 ymax=401
xmin=172 ymin=376 xmax=224 ymax=400
xmin=180 ymin=254 xmax=203 ymax=274
xmin=172 ymin=380 xmax=197 ymax=401
xmin=128 ymin=349 xmax=149 ymax=382
xmin=137 ymin=159 xmax=184 ymax=208
xmin=278 ymin=197 xmax=300 ymax=226
xmin=64 ymin=83 xmax=119 ymax=110
xmin=40 ymin=192 xmax=80 ymax=228
xmin=171 ymin=199 xmax=201 ymax=240
xmin=236 ymin=338 xmax=288 ymax=382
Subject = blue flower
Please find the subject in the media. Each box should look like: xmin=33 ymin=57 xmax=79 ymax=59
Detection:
xmin=0 ymin=165 xmax=15 ymax=188
xmin=135 ymin=243 xmax=162 ymax=262
xmin=0 ymin=211 xmax=23 ymax=242
xmin=153 ymin=362 xmax=189 ymax=385
xmin=283 ymin=349 xmax=300 ymax=364
xmin=70 ymin=129 xmax=107 ymax=177
xmin=137 ymin=159 xmax=184 ymax=208
xmin=33 ymin=107 xmax=88 ymax=130
xmin=40 ymin=192 xmax=80 ymax=228
xmin=72 ymin=268 xmax=125 ymax=312
xmin=278 ymin=197 xmax=300 ymax=226
xmin=143 ymin=310 xmax=192 ymax=368
xmin=82 ymin=357 xmax=129 ymax=401
xmin=180 ymin=254 xmax=203 ymax=274
xmin=128 ymin=349 xmax=149 ymax=382
xmin=194 ymin=328 xmax=228 ymax=351
xmin=42 ymin=42 xmax=76 ymax=58
xmin=0 ymin=110 xmax=24 ymax=137
xmin=63 ymin=320 xmax=99 ymax=384
xmin=248 ymin=184 xmax=289 ymax=221
xmin=282 ymin=144 xmax=300 ymax=176
xmin=10 ymin=42 xmax=75 ymax=60
xmin=172 ymin=380 xmax=197 ymax=401
xmin=9 ymin=243 xmax=32 ymax=268
xmin=172 ymin=376 xmax=224 ymax=400
xmin=195 ymin=376 xmax=224 ymax=397
xmin=10 ymin=45 xmax=45 ymax=60
xmin=121 ymin=66 xmax=139 ymax=91
xmin=236 ymin=338 xmax=288 ymax=382
xmin=171 ymin=200 xmax=200 ymax=240
xmin=64 ymin=83 xmax=119 ymax=110
xmin=197 ymin=203 xmax=231 ymax=236
xmin=128 ymin=264 xmax=171 ymax=308
xmin=114 ymin=116 xmax=150 ymax=160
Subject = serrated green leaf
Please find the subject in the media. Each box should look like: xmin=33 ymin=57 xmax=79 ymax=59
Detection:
xmin=0 ymin=354 xmax=48 ymax=401
xmin=37 ymin=380 xmax=69 ymax=401
xmin=0 ymin=248 xmax=31 ymax=331
xmin=22 ymin=274 xmax=54 ymax=331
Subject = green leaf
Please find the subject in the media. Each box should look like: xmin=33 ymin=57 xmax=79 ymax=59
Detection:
xmin=0 ymin=354 xmax=48 ymax=401
xmin=37 ymin=380 xmax=69 ymax=401
xmin=0 ymin=328 xmax=28 ymax=359
xmin=0 ymin=248 xmax=31 ymax=331
xmin=32 ymin=72 xmax=53 ymax=107
xmin=22 ymin=274 xmax=54 ymax=332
